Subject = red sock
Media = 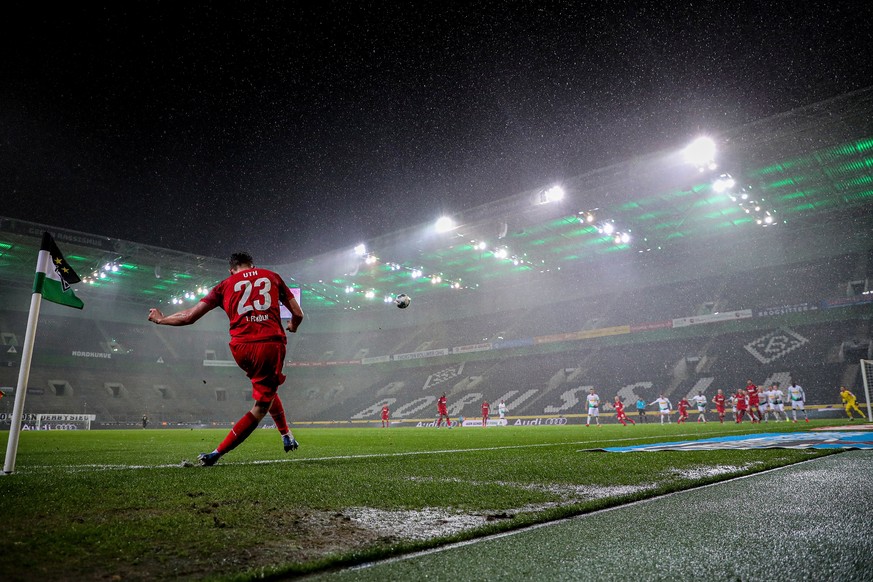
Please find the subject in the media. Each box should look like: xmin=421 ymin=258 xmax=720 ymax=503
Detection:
xmin=217 ymin=411 xmax=260 ymax=454
xmin=619 ymin=418 xmax=626 ymax=426
xmin=269 ymin=396 xmax=289 ymax=435
xmin=628 ymin=418 xmax=635 ymax=425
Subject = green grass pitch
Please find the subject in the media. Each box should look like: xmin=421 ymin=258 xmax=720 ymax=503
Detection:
xmin=0 ymin=421 xmax=846 ymax=580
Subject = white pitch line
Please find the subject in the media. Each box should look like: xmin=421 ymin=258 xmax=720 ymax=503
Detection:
xmin=19 ymin=426 xmax=762 ymax=473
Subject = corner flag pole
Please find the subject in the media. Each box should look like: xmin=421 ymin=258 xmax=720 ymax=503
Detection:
xmin=3 ymin=232 xmax=83 ymax=475
xmin=3 ymin=260 xmax=46 ymax=475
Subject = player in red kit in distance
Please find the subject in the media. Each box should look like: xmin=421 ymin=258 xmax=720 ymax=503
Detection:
xmin=745 ymin=380 xmax=761 ymax=423
xmin=436 ymin=393 xmax=451 ymax=428
xmin=713 ymin=389 xmax=727 ymax=423
xmin=148 ymin=252 xmax=304 ymax=466
xmin=381 ymin=405 xmax=390 ymax=428
xmin=613 ymin=396 xmax=636 ymax=426
xmin=676 ymin=397 xmax=690 ymax=423
xmin=481 ymin=400 xmax=490 ymax=427
xmin=734 ymin=389 xmax=748 ymax=423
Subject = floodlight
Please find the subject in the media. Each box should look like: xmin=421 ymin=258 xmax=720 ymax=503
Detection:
xmin=602 ymin=222 xmax=615 ymax=235
xmin=712 ymin=173 xmax=735 ymax=193
xmin=364 ymin=290 xmax=375 ymax=299
xmin=684 ymin=137 xmax=717 ymax=168
xmin=411 ymin=269 xmax=422 ymax=279
xmin=476 ymin=241 xmax=487 ymax=251
xmin=621 ymin=232 xmax=631 ymax=244
xmin=435 ymin=216 xmax=455 ymax=233
xmin=494 ymin=248 xmax=508 ymax=259
xmin=354 ymin=244 xmax=366 ymax=256
xmin=543 ymin=185 xmax=565 ymax=203
xmin=365 ymin=255 xmax=377 ymax=265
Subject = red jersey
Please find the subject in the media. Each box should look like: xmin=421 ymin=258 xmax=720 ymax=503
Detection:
xmin=735 ymin=392 xmax=748 ymax=410
xmin=381 ymin=406 xmax=389 ymax=420
xmin=202 ymin=268 xmax=293 ymax=345
xmin=614 ymin=400 xmax=626 ymax=417
xmin=713 ymin=393 xmax=726 ymax=411
xmin=437 ymin=395 xmax=448 ymax=413
xmin=746 ymin=384 xmax=760 ymax=405
xmin=678 ymin=399 xmax=689 ymax=412
xmin=481 ymin=402 xmax=490 ymax=416
xmin=746 ymin=386 xmax=761 ymax=406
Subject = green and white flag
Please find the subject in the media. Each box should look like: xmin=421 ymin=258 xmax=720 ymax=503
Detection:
xmin=33 ymin=232 xmax=84 ymax=309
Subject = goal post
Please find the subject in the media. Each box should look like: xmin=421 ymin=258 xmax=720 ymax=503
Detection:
xmin=861 ymin=359 xmax=873 ymax=422
xmin=35 ymin=414 xmax=95 ymax=430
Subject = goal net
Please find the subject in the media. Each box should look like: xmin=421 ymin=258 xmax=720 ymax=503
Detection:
xmin=34 ymin=414 xmax=96 ymax=431
xmin=860 ymin=360 xmax=873 ymax=422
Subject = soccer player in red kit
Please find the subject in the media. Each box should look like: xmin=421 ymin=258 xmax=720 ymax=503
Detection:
xmin=436 ymin=393 xmax=451 ymax=428
xmin=734 ymin=389 xmax=748 ymax=423
xmin=676 ymin=397 xmax=690 ymax=423
xmin=381 ymin=405 xmax=390 ymax=428
xmin=746 ymin=380 xmax=761 ymax=423
xmin=148 ymin=252 xmax=304 ymax=466
xmin=481 ymin=400 xmax=490 ymax=427
xmin=613 ymin=396 xmax=636 ymax=426
xmin=713 ymin=389 xmax=727 ymax=423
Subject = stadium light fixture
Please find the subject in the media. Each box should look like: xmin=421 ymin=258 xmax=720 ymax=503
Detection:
xmin=712 ymin=173 xmax=736 ymax=193
xmin=354 ymin=244 xmax=366 ymax=256
xmin=435 ymin=216 xmax=455 ymax=233
xmin=598 ymin=221 xmax=615 ymax=235
xmin=684 ymin=136 xmax=717 ymax=171
xmin=535 ymin=184 xmax=565 ymax=205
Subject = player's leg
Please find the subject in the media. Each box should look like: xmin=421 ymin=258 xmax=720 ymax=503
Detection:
xmin=201 ymin=343 xmax=283 ymax=465
xmin=268 ymin=395 xmax=299 ymax=452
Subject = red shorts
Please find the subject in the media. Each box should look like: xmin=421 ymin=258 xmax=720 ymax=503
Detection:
xmin=438 ymin=407 xmax=448 ymax=416
xmin=230 ymin=341 xmax=287 ymax=403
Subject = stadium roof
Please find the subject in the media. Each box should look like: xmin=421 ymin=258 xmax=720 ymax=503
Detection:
xmin=2 ymin=87 xmax=872 ymax=311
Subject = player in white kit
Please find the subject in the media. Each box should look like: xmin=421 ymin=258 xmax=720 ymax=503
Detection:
xmin=586 ymin=388 xmax=601 ymax=427
xmin=787 ymin=382 xmax=809 ymax=423
xmin=649 ymin=395 xmax=673 ymax=424
xmin=693 ymin=392 xmax=707 ymax=423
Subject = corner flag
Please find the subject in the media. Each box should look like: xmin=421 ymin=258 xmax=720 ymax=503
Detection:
xmin=4 ymin=232 xmax=85 ymax=474
xmin=34 ymin=232 xmax=84 ymax=309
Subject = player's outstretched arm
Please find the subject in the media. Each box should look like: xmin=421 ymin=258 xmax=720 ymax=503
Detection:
xmin=282 ymin=294 xmax=304 ymax=333
xmin=149 ymin=301 xmax=213 ymax=326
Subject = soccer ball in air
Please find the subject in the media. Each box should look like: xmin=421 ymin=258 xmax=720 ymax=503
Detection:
xmin=394 ymin=294 xmax=411 ymax=309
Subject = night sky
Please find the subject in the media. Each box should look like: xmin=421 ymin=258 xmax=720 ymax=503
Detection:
xmin=2 ymin=1 xmax=871 ymax=263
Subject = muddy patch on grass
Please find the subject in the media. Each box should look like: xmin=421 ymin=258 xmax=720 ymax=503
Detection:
xmin=669 ymin=463 xmax=762 ymax=480
xmin=343 ymin=507 xmax=491 ymax=541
